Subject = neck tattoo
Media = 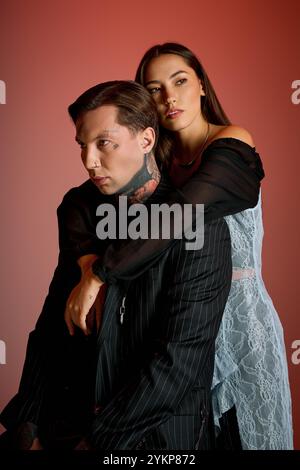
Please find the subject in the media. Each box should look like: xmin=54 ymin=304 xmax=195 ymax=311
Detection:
xmin=116 ymin=154 xmax=161 ymax=204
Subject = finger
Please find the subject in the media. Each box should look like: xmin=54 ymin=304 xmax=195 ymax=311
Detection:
xmin=78 ymin=315 xmax=90 ymax=336
xmin=64 ymin=308 xmax=75 ymax=336
xmin=66 ymin=317 xmax=75 ymax=336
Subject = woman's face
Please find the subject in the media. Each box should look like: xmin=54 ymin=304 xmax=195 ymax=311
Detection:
xmin=144 ymin=54 xmax=205 ymax=132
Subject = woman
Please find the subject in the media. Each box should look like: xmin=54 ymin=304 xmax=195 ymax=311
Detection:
xmin=133 ymin=42 xmax=293 ymax=450
xmin=66 ymin=43 xmax=293 ymax=450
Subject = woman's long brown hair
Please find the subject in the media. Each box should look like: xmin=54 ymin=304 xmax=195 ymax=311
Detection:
xmin=135 ymin=42 xmax=231 ymax=167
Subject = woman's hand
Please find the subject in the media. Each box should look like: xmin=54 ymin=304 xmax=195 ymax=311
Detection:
xmin=64 ymin=266 xmax=104 ymax=336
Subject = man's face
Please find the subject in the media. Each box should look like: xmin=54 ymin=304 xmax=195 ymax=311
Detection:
xmin=75 ymin=105 xmax=146 ymax=195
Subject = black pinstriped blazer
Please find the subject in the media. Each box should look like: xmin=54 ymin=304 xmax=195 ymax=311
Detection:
xmin=1 ymin=139 xmax=262 ymax=447
xmin=88 ymin=215 xmax=232 ymax=450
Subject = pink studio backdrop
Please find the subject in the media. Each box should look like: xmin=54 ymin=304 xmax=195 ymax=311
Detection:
xmin=0 ymin=0 xmax=299 ymax=448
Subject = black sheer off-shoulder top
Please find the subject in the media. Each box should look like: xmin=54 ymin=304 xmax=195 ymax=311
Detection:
xmin=57 ymin=138 xmax=264 ymax=283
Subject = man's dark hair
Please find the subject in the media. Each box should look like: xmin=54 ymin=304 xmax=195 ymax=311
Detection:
xmin=68 ymin=80 xmax=159 ymax=151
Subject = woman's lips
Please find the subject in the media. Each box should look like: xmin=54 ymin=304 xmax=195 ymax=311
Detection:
xmin=166 ymin=109 xmax=184 ymax=119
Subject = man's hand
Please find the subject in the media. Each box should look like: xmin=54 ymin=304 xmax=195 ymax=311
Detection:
xmin=64 ymin=267 xmax=104 ymax=336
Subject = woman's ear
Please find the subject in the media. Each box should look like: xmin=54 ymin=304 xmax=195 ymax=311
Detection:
xmin=199 ymin=80 xmax=206 ymax=97
xmin=140 ymin=127 xmax=156 ymax=154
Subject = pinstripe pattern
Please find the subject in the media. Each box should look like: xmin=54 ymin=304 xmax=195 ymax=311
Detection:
xmin=90 ymin=218 xmax=232 ymax=450
xmin=1 ymin=137 xmax=262 ymax=447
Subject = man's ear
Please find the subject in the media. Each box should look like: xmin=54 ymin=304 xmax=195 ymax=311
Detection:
xmin=140 ymin=127 xmax=156 ymax=154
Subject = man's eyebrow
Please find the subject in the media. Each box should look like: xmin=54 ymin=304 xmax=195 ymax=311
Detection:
xmin=75 ymin=129 xmax=119 ymax=143
xmin=99 ymin=129 xmax=119 ymax=135
xmin=93 ymin=130 xmax=119 ymax=140
xmin=145 ymin=70 xmax=189 ymax=86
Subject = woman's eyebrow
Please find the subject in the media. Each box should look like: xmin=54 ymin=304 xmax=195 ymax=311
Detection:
xmin=145 ymin=70 xmax=188 ymax=86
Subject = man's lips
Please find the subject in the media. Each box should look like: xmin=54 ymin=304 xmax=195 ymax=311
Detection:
xmin=91 ymin=176 xmax=109 ymax=185
xmin=165 ymin=109 xmax=184 ymax=119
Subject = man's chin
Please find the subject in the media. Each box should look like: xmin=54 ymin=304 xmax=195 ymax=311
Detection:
xmin=91 ymin=180 xmax=114 ymax=195
xmin=97 ymin=187 xmax=113 ymax=195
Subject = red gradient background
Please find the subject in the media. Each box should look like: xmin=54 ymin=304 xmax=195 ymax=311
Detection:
xmin=0 ymin=0 xmax=299 ymax=448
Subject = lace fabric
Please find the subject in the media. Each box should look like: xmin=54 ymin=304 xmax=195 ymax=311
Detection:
xmin=212 ymin=193 xmax=293 ymax=449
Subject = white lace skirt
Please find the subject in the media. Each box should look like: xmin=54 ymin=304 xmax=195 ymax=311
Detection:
xmin=211 ymin=274 xmax=293 ymax=450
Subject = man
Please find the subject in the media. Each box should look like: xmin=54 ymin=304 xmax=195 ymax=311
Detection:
xmin=0 ymin=80 xmax=263 ymax=450
xmin=62 ymin=80 xmax=232 ymax=450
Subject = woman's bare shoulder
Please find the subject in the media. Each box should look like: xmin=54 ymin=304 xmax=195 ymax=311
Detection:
xmin=210 ymin=124 xmax=255 ymax=147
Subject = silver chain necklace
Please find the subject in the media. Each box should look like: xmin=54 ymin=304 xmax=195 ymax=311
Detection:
xmin=175 ymin=122 xmax=210 ymax=168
